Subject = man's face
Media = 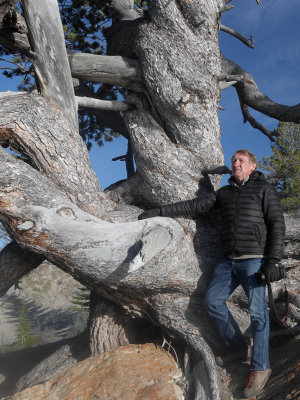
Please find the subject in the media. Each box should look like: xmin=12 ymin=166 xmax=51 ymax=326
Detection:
xmin=231 ymin=153 xmax=256 ymax=183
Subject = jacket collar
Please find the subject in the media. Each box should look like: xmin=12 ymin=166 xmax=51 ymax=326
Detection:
xmin=228 ymin=170 xmax=265 ymax=187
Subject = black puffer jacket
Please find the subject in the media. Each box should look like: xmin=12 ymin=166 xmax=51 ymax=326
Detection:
xmin=161 ymin=171 xmax=285 ymax=260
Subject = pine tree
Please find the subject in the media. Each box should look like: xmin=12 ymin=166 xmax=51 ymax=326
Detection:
xmin=71 ymin=286 xmax=90 ymax=312
xmin=259 ymin=122 xmax=300 ymax=213
xmin=16 ymin=300 xmax=38 ymax=349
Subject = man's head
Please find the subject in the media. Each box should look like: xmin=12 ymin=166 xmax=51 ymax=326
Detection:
xmin=231 ymin=149 xmax=257 ymax=184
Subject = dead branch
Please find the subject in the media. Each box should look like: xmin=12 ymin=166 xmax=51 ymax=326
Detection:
xmin=76 ymin=96 xmax=133 ymax=112
xmin=220 ymin=24 xmax=254 ymax=48
xmin=237 ymin=93 xmax=279 ymax=141
xmin=221 ymin=56 xmax=300 ymax=134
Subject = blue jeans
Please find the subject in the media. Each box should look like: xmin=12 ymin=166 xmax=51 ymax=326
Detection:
xmin=205 ymin=257 xmax=270 ymax=371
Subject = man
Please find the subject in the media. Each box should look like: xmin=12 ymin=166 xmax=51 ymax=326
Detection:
xmin=138 ymin=149 xmax=285 ymax=398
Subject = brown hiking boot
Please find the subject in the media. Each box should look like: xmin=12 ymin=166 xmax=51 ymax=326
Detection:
xmin=243 ymin=369 xmax=272 ymax=398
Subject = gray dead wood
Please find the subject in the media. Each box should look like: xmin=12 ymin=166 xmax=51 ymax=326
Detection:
xmin=76 ymin=96 xmax=133 ymax=111
xmin=68 ymin=52 xmax=144 ymax=91
xmin=0 ymin=241 xmax=43 ymax=297
xmin=0 ymin=93 xmax=114 ymax=218
xmin=220 ymin=24 xmax=254 ymax=48
xmin=0 ymin=97 xmax=221 ymax=399
xmin=22 ymin=0 xmax=77 ymax=127
xmin=221 ymin=56 xmax=300 ymax=124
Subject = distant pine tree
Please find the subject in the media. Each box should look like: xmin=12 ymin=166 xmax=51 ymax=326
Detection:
xmin=71 ymin=286 xmax=90 ymax=312
xmin=259 ymin=122 xmax=300 ymax=213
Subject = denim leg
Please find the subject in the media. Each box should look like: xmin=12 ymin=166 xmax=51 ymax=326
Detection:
xmin=205 ymin=258 xmax=248 ymax=352
xmin=233 ymin=258 xmax=270 ymax=371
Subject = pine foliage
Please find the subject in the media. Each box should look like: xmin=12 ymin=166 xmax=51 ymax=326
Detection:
xmin=259 ymin=122 xmax=300 ymax=213
xmin=16 ymin=300 xmax=39 ymax=349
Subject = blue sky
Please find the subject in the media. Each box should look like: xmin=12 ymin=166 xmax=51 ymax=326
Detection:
xmin=0 ymin=0 xmax=299 ymax=190
xmin=219 ymin=0 xmax=300 ymax=169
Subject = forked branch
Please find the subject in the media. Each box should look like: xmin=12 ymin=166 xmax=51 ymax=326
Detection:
xmin=221 ymin=56 xmax=300 ymax=139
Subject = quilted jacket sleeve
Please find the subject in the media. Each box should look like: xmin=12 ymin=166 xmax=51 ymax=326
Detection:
xmin=263 ymin=185 xmax=286 ymax=260
xmin=160 ymin=191 xmax=217 ymax=218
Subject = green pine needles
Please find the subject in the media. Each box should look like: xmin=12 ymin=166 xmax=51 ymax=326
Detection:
xmin=16 ymin=300 xmax=39 ymax=350
xmin=259 ymin=122 xmax=300 ymax=213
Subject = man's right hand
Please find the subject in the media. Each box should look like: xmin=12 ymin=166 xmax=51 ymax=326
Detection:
xmin=138 ymin=208 xmax=161 ymax=220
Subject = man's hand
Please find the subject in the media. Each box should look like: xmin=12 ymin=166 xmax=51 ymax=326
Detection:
xmin=264 ymin=259 xmax=286 ymax=282
xmin=138 ymin=208 xmax=161 ymax=220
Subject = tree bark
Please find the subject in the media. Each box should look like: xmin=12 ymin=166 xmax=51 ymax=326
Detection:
xmin=22 ymin=0 xmax=78 ymax=126
xmin=0 ymin=241 xmax=43 ymax=296
xmin=68 ymin=52 xmax=144 ymax=91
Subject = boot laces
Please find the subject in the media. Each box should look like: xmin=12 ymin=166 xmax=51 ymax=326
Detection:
xmin=246 ymin=371 xmax=257 ymax=388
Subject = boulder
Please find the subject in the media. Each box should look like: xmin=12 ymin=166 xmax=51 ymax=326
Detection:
xmin=11 ymin=343 xmax=184 ymax=400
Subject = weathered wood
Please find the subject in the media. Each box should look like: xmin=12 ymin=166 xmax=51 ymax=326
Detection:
xmin=0 ymin=106 xmax=220 ymax=398
xmin=68 ymin=52 xmax=144 ymax=91
xmin=220 ymin=24 xmax=254 ymax=48
xmin=22 ymin=0 xmax=77 ymax=126
xmin=0 ymin=241 xmax=44 ymax=297
xmin=0 ymin=93 xmax=113 ymax=217
xmin=0 ymin=1 xmax=299 ymax=399
xmin=222 ymin=56 xmax=300 ymax=123
xmin=76 ymin=96 xmax=133 ymax=111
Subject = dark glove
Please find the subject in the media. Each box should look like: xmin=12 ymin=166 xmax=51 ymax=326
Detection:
xmin=138 ymin=208 xmax=161 ymax=220
xmin=264 ymin=259 xmax=286 ymax=282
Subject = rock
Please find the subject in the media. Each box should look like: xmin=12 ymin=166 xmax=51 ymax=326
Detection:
xmin=0 ymin=261 xmax=88 ymax=347
xmin=11 ymin=343 xmax=185 ymax=400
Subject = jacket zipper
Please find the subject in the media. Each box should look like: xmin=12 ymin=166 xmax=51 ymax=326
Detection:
xmin=233 ymin=186 xmax=241 ymax=256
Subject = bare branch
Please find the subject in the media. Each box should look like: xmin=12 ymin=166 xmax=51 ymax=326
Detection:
xmin=237 ymin=94 xmax=279 ymax=141
xmin=220 ymin=24 xmax=254 ymax=48
xmin=221 ymin=56 xmax=300 ymax=125
xmin=68 ymin=52 xmax=144 ymax=92
xmin=76 ymin=96 xmax=134 ymax=112
xmin=218 ymin=73 xmax=243 ymax=89
xmin=110 ymin=0 xmax=140 ymax=21
xmin=0 ymin=57 xmax=30 ymax=74
xmin=219 ymin=5 xmax=234 ymax=13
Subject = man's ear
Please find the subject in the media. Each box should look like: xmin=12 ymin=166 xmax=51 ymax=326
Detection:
xmin=251 ymin=163 xmax=257 ymax=172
